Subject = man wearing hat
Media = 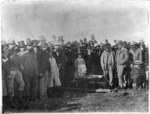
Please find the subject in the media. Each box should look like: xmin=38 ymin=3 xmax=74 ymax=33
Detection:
xmin=38 ymin=35 xmax=47 ymax=45
xmin=18 ymin=41 xmax=27 ymax=57
xmin=58 ymin=36 xmax=64 ymax=45
xmin=139 ymin=39 xmax=145 ymax=47
xmin=53 ymin=42 xmax=67 ymax=87
xmin=138 ymin=39 xmax=148 ymax=74
xmin=86 ymin=47 xmax=93 ymax=74
xmin=129 ymin=41 xmax=143 ymax=64
xmin=38 ymin=42 xmax=51 ymax=100
xmin=116 ymin=40 xmax=129 ymax=89
xmin=5 ymin=40 xmax=25 ymax=108
xmin=88 ymin=40 xmax=95 ymax=48
xmin=65 ymin=45 xmax=76 ymax=87
xmin=90 ymin=44 xmax=101 ymax=74
xmin=26 ymin=38 xmax=31 ymax=45
xmin=101 ymin=43 xmax=115 ymax=88
xmin=21 ymin=40 xmax=39 ymax=102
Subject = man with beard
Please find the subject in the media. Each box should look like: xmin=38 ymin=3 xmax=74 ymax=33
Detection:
xmin=21 ymin=41 xmax=39 ymax=102
xmin=52 ymin=43 xmax=67 ymax=87
xmin=65 ymin=44 xmax=76 ymax=87
xmin=38 ymin=43 xmax=50 ymax=100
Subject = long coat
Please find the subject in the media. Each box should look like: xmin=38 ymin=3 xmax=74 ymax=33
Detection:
xmin=101 ymin=50 xmax=115 ymax=71
xmin=21 ymin=51 xmax=39 ymax=76
xmin=116 ymin=47 xmax=129 ymax=69
xmin=38 ymin=50 xmax=51 ymax=74
xmin=48 ymin=57 xmax=61 ymax=87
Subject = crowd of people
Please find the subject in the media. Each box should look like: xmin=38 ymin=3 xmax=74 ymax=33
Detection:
xmin=2 ymin=34 xmax=149 ymax=110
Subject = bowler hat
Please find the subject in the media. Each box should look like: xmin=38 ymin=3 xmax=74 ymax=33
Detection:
xmin=27 ymin=41 xmax=33 ymax=46
xmin=8 ymin=40 xmax=16 ymax=45
xmin=139 ymin=39 xmax=144 ymax=44
xmin=41 ymin=42 xmax=48 ymax=48
xmin=2 ymin=41 xmax=7 ymax=46
xmin=117 ymin=40 xmax=123 ymax=45
xmin=39 ymin=35 xmax=46 ymax=41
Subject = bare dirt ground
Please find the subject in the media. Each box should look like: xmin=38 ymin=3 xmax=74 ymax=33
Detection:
xmin=5 ymin=89 xmax=149 ymax=113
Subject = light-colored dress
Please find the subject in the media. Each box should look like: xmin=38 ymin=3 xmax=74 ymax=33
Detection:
xmin=74 ymin=58 xmax=86 ymax=79
xmin=48 ymin=57 xmax=61 ymax=87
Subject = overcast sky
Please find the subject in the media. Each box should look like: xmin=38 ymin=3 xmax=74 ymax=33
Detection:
xmin=1 ymin=0 xmax=149 ymax=44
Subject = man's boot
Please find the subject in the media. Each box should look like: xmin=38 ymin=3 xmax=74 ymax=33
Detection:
xmin=47 ymin=87 xmax=55 ymax=98
xmin=8 ymin=92 xmax=16 ymax=108
xmin=18 ymin=91 xmax=25 ymax=103
xmin=55 ymin=86 xmax=63 ymax=97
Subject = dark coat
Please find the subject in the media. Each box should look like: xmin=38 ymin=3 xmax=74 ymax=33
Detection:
xmin=38 ymin=50 xmax=51 ymax=74
xmin=21 ymin=51 xmax=39 ymax=76
xmin=3 ymin=49 xmax=21 ymax=72
xmin=131 ymin=67 xmax=145 ymax=87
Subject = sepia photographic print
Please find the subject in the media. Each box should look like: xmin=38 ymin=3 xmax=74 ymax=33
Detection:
xmin=1 ymin=0 xmax=149 ymax=113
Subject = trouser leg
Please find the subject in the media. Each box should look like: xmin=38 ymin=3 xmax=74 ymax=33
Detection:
xmin=31 ymin=76 xmax=38 ymax=101
xmin=39 ymin=71 xmax=48 ymax=100
xmin=15 ymin=71 xmax=25 ymax=92
xmin=7 ymin=71 xmax=17 ymax=108
xmin=59 ymin=68 xmax=65 ymax=86
xmin=103 ymin=69 xmax=109 ymax=82
xmin=109 ymin=66 xmax=113 ymax=86
xmin=15 ymin=71 xmax=25 ymax=103
xmin=24 ymin=76 xmax=31 ymax=101
xmin=7 ymin=71 xmax=16 ymax=93
xmin=39 ymin=76 xmax=45 ymax=100
xmin=117 ymin=66 xmax=124 ymax=88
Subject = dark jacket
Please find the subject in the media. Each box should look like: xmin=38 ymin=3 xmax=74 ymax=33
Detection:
xmin=53 ymin=49 xmax=66 ymax=69
xmin=21 ymin=51 xmax=39 ymax=76
xmin=38 ymin=50 xmax=51 ymax=74
xmin=3 ymin=49 xmax=21 ymax=72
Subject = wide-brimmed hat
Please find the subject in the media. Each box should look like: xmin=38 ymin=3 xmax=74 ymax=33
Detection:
xmin=54 ymin=42 xmax=61 ymax=47
xmin=139 ymin=39 xmax=144 ymax=44
xmin=88 ymin=40 xmax=95 ymax=46
xmin=130 ymin=41 xmax=137 ymax=47
xmin=39 ymin=35 xmax=46 ymax=41
xmin=32 ymin=40 xmax=40 ymax=46
xmin=99 ymin=43 xmax=104 ymax=47
xmin=77 ymin=52 xmax=82 ymax=55
xmin=117 ymin=40 xmax=123 ymax=45
xmin=58 ymin=36 xmax=64 ymax=42
xmin=8 ymin=40 xmax=16 ymax=45
xmin=18 ymin=41 xmax=26 ymax=48
xmin=2 ymin=41 xmax=7 ymax=46
xmin=26 ymin=41 xmax=33 ymax=46
xmin=41 ymin=42 xmax=48 ymax=48
xmin=104 ymin=43 xmax=111 ymax=48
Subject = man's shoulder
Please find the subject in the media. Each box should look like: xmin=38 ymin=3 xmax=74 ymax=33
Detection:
xmin=137 ymin=49 xmax=142 ymax=53
xmin=22 ymin=51 xmax=30 ymax=57
xmin=101 ymin=50 xmax=106 ymax=54
xmin=122 ymin=47 xmax=128 ymax=52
